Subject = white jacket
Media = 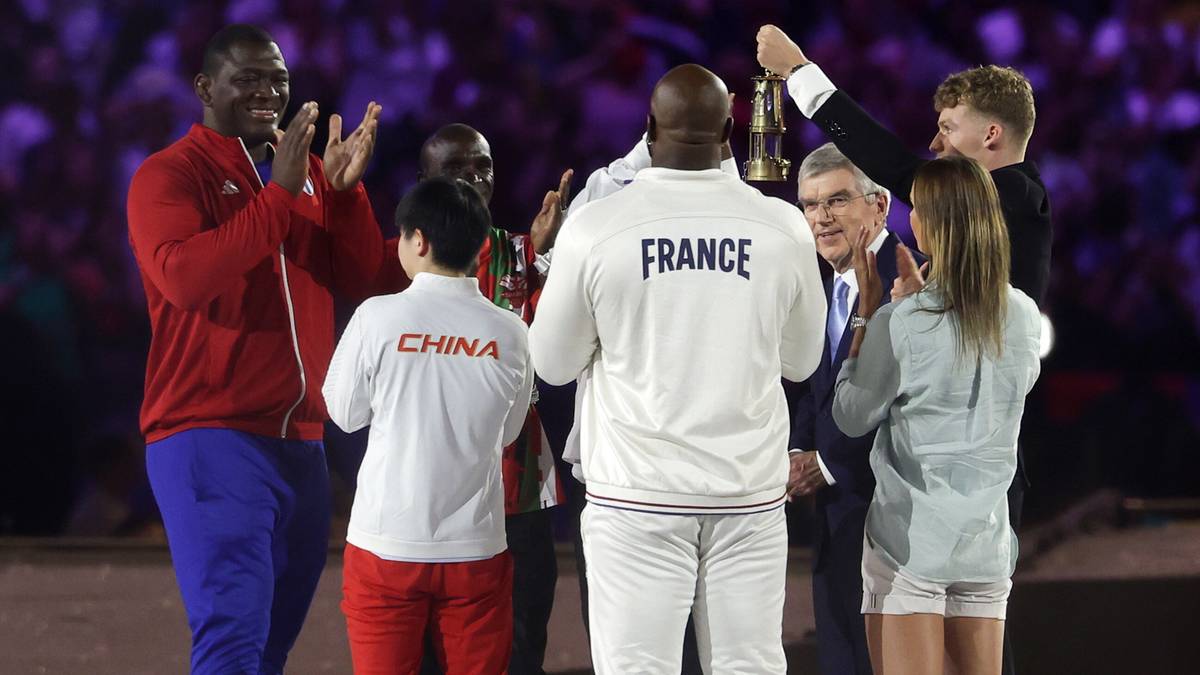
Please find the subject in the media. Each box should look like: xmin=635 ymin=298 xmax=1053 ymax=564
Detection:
xmin=559 ymin=138 xmax=740 ymax=482
xmin=323 ymin=273 xmax=533 ymax=560
xmin=530 ymin=167 xmax=826 ymax=513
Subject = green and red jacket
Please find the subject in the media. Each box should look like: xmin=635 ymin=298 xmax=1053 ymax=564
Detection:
xmin=477 ymin=227 xmax=563 ymax=514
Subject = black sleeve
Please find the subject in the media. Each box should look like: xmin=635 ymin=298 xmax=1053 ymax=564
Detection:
xmin=992 ymin=168 xmax=1052 ymax=307
xmin=784 ymin=378 xmax=816 ymax=451
xmin=810 ymin=90 xmax=927 ymax=206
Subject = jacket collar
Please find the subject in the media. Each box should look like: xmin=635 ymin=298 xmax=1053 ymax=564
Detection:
xmin=408 ymin=273 xmax=481 ymax=297
xmin=186 ymin=123 xmax=269 ymax=163
xmin=633 ymin=167 xmax=733 ymax=183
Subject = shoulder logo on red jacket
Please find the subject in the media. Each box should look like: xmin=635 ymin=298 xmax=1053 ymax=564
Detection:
xmin=397 ymin=333 xmax=500 ymax=360
xmin=303 ymin=177 xmax=314 ymax=196
xmin=221 ymin=180 xmax=240 ymax=195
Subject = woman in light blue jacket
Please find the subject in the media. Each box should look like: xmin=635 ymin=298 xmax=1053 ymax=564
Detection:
xmin=833 ymin=156 xmax=1042 ymax=675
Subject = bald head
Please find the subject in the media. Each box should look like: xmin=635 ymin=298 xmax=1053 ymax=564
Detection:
xmin=419 ymin=123 xmax=494 ymax=204
xmin=650 ymin=64 xmax=731 ymax=146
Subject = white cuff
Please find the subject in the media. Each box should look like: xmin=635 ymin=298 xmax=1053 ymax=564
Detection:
xmin=788 ymin=448 xmax=837 ymax=485
xmin=534 ymin=250 xmax=552 ymax=276
xmin=786 ymin=63 xmax=837 ymax=118
xmin=815 ymin=451 xmax=836 ymax=485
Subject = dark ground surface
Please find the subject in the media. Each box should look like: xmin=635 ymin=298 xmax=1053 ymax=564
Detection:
xmin=3 ymin=522 xmax=1199 ymax=674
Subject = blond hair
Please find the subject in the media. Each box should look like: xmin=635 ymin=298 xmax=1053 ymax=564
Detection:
xmin=913 ymin=156 xmax=1011 ymax=361
xmin=934 ymin=65 xmax=1036 ymax=148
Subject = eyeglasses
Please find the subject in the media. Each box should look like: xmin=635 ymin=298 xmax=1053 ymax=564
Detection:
xmin=795 ymin=192 xmax=877 ymax=217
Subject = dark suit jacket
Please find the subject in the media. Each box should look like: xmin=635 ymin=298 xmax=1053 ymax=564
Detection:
xmin=788 ymin=231 xmax=917 ymax=569
xmin=811 ymin=90 xmax=1052 ymax=307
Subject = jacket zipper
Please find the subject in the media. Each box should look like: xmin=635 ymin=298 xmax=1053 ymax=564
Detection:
xmin=238 ymin=139 xmax=307 ymax=439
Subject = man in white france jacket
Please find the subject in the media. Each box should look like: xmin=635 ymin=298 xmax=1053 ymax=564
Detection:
xmin=324 ymin=177 xmax=534 ymax=674
xmin=529 ymin=64 xmax=826 ymax=674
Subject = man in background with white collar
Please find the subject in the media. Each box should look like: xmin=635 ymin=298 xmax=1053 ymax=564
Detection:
xmin=787 ymin=143 xmax=923 ymax=675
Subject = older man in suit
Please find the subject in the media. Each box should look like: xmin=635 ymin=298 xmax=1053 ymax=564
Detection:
xmin=787 ymin=143 xmax=923 ymax=675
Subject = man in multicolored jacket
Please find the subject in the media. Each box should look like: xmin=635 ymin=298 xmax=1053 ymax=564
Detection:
xmin=413 ymin=123 xmax=570 ymax=675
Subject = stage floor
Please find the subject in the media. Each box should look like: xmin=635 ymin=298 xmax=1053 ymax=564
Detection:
xmin=3 ymin=521 xmax=1198 ymax=674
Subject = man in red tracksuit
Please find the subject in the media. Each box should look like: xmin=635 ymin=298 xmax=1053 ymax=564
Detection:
xmin=125 ymin=24 xmax=400 ymax=675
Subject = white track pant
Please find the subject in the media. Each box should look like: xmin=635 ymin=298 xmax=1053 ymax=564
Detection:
xmin=581 ymin=503 xmax=788 ymax=674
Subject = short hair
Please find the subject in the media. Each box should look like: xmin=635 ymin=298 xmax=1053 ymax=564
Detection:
xmin=201 ymin=24 xmax=276 ymax=76
xmin=934 ymin=65 xmax=1036 ymax=148
xmin=395 ymin=177 xmax=492 ymax=272
xmin=797 ymin=143 xmax=891 ymax=216
xmin=419 ymin=123 xmax=485 ymax=175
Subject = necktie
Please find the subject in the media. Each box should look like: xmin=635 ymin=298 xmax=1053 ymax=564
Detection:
xmin=827 ymin=277 xmax=850 ymax=361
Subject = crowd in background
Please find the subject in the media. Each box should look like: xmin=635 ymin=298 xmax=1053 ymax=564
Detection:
xmin=1 ymin=0 xmax=1198 ymax=535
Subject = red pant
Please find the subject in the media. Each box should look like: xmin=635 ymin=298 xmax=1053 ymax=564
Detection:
xmin=342 ymin=544 xmax=513 ymax=675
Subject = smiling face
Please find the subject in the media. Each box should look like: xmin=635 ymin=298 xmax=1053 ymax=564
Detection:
xmin=797 ymin=168 xmax=887 ymax=274
xmin=196 ymin=41 xmax=290 ymax=147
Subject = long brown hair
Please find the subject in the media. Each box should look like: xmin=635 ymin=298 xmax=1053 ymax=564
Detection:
xmin=912 ymin=156 xmax=1011 ymax=360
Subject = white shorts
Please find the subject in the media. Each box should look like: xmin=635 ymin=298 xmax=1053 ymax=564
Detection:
xmin=860 ymin=535 xmax=1010 ymax=620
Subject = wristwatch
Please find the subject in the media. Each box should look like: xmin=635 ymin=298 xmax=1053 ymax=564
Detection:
xmin=849 ymin=314 xmax=867 ymax=329
xmin=788 ymin=62 xmax=813 ymax=77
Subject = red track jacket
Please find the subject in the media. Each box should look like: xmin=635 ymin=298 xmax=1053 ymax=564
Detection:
xmin=127 ymin=123 xmax=405 ymax=443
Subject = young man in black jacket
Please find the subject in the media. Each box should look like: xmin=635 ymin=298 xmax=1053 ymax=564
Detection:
xmin=756 ymin=25 xmax=1050 ymax=308
xmin=757 ymin=24 xmax=1051 ymax=675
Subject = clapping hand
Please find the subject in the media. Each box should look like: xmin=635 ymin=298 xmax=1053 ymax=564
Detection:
xmin=271 ymin=101 xmax=318 ymax=196
xmin=891 ymin=243 xmax=928 ymax=302
xmin=325 ymin=101 xmax=382 ymax=191
xmin=851 ymin=227 xmax=883 ymax=320
xmin=530 ymin=169 xmax=574 ymax=254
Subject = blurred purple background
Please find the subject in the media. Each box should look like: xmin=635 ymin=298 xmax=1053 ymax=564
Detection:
xmin=1 ymin=0 xmax=1198 ymax=537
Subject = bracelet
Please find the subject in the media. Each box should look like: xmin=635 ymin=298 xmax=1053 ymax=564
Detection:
xmin=849 ymin=314 xmax=867 ymax=329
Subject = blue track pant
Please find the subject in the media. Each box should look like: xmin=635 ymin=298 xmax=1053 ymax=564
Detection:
xmin=147 ymin=428 xmax=331 ymax=675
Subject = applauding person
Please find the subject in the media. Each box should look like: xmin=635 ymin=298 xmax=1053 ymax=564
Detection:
xmin=126 ymin=24 xmax=393 ymax=675
xmin=786 ymin=143 xmax=923 ymax=675
xmin=832 ymin=157 xmax=1041 ymax=675
xmin=758 ymin=29 xmax=1051 ymax=672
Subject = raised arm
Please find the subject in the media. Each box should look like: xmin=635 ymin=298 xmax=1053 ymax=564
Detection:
xmin=320 ymin=102 xmax=412 ymax=301
xmin=128 ymin=104 xmax=321 ymax=310
xmin=528 ymin=224 xmax=598 ymax=386
xmin=128 ymin=158 xmax=297 ymax=311
xmin=566 ymin=136 xmax=652 ymax=221
xmin=831 ymin=305 xmax=904 ymax=438
xmin=757 ymin=25 xmax=925 ymax=205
